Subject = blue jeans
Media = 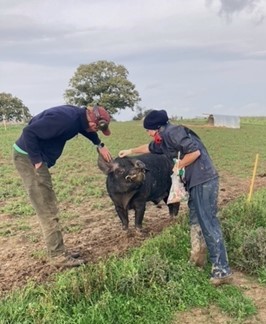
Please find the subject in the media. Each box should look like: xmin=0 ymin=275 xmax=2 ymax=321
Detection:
xmin=188 ymin=178 xmax=231 ymax=277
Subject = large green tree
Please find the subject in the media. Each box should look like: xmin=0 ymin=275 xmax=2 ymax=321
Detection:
xmin=0 ymin=92 xmax=31 ymax=122
xmin=64 ymin=60 xmax=141 ymax=115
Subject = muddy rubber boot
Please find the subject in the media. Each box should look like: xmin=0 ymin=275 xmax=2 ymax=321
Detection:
xmin=189 ymin=224 xmax=207 ymax=268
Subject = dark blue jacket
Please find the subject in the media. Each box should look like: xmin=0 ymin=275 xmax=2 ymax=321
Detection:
xmin=16 ymin=105 xmax=101 ymax=168
xmin=148 ymin=123 xmax=218 ymax=190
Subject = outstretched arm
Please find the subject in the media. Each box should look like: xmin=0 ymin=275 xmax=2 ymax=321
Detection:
xmin=119 ymin=144 xmax=150 ymax=157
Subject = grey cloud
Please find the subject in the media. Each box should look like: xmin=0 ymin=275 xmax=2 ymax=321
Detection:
xmin=219 ymin=0 xmax=260 ymax=14
xmin=1 ymin=25 xmax=262 ymax=71
xmin=2 ymin=8 xmax=263 ymax=70
xmin=0 ymin=13 xmax=101 ymax=46
xmin=207 ymin=0 xmax=265 ymax=23
xmin=0 ymin=14 xmax=69 ymax=42
xmin=0 ymin=14 xmax=111 ymax=66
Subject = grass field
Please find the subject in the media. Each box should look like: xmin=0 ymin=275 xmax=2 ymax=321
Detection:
xmin=1 ymin=117 xmax=266 ymax=214
xmin=0 ymin=117 xmax=266 ymax=323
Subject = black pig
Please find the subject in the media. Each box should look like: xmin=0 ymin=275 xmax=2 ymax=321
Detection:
xmin=98 ymin=153 xmax=180 ymax=230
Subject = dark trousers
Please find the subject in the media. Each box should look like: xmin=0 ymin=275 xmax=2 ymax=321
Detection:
xmin=189 ymin=178 xmax=231 ymax=277
xmin=13 ymin=150 xmax=65 ymax=257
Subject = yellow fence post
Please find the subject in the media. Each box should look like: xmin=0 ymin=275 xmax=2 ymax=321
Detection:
xmin=247 ymin=153 xmax=259 ymax=203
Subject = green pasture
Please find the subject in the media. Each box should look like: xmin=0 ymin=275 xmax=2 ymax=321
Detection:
xmin=0 ymin=117 xmax=266 ymax=323
xmin=1 ymin=117 xmax=266 ymax=218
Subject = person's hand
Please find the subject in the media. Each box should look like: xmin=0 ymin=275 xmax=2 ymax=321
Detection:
xmin=172 ymin=160 xmax=182 ymax=175
xmin=172 ymin=161 xmax=185 ymax=176
xmin=98 ymin=146 xmax=112 ymax=162
xmin=174 ymin=169 xmax=185 ymax=176
xmin=118 ymin=149 xmax=132 ymax=158
xmin=35 ymin=162 xmax=43 ymax=169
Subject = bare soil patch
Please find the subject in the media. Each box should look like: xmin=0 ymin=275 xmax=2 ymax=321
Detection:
xmin=1 ymin=172 xmax=266 ymax=322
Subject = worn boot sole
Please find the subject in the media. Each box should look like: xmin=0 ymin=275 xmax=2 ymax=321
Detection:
xmin=210 ymin=273 xmax=233 ymax=287
xmin=61 ymin=260 xmax=85 ymax=268
xmin=51 ymin=255 xmax=85 ymax=268
xmin=67 ymin=252 xmax=80 ymax=259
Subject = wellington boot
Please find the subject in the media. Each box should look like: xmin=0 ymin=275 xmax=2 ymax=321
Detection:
xmin=190 ymin=224 xmax=207 ymax=267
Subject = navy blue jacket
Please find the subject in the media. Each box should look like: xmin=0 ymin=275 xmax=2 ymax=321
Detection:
xmin=16 ymin=105 xmax=102 ymax=168
xmin=148 ymin=123 xmax=218 ymax=190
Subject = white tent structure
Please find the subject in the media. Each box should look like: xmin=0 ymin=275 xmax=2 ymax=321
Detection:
xmin=207 ymin=114 xmax=240 ymax=129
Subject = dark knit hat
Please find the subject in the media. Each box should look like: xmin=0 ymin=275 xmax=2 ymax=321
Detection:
xmin=143 ymin=110 xmax=169 ymax=130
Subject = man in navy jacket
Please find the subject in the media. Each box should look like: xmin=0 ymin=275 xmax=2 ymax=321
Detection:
xmin=13 ymin=104 xmax=112 ymax=267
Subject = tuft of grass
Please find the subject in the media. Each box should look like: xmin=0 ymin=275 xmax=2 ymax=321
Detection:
xmin=30 ymin=250 xmax=47 ymax=260
xmin=64 ymin=224 xmax=82 ymax=233
xmin=0 ymin=200 xmax=35 ymax=217
xmin=221 ymin=189 xmax=266 ymax=279
xmin=257 ymin=268 xmax=266 ymax=284
xmin=216 ymin=285 xmax=257 ymax=319
xmin=0 ymin=229 xmax=13 ymax=237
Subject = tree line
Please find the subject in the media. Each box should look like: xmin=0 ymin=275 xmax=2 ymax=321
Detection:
xmin=1 ymin=60 xmax=143 ymax=122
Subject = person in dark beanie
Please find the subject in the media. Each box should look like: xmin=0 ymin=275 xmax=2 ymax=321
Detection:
xmin=13 ymin=104 xmax=112 ymax=267
xmin=119 ymin=109 xmax=232 ymax=286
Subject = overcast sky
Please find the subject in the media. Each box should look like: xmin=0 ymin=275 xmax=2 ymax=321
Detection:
xmin=1 ymin=0 xmax=266 ymax=120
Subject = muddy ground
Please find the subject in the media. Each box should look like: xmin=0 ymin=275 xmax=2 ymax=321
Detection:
xmin=1 ymin=172 xmax=266 ymax=322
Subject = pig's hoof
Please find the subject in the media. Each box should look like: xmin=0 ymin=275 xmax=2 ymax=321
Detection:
xmin=135 ymin=227 xmax=144 ymax=235
xmin=122 ymin=225 xmax=129 ymax=231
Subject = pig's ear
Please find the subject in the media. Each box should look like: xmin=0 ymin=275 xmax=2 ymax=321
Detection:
xmin=97 ymin=154 xmax=115 ymax=175
xmin=134 ymin=160 xmax=146 ymax=170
